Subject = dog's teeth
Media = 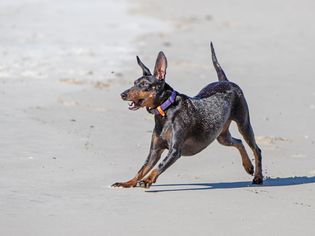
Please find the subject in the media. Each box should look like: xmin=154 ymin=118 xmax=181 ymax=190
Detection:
xmin=128 ymin=101 xmax=136 ymax=110
xmin=128 ymin=102 xmax=135 ymax=108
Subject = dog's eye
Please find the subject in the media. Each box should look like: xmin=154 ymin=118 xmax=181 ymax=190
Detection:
xmin=140 ymin=81 xmax=149 ymax=88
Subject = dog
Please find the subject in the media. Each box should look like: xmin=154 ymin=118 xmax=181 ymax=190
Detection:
xmin=112 ymin=43 xmax=263 ymax=188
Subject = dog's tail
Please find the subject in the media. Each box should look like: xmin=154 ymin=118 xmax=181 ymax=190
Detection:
xmin=210 ymin=42 xmax=228 ymax=81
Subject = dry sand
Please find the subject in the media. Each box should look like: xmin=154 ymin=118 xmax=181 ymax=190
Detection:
xmin=1 ymin=0 xmax=315 ymax=235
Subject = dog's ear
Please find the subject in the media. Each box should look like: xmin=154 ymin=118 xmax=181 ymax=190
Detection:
xmin=136 ymin=56 xmax=152 ymax=76
xmin=154 ymin=51 xmax=167 ymax=80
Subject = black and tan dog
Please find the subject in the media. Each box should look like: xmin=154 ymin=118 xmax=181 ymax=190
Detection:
xmin=112 ymin=43 xmax=263 ymax=188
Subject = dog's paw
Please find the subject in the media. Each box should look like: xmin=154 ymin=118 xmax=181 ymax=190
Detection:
xmin=111 ymin=180 xmax=137 ymax=188
xmin=252 ymin=175 xmax=263 ymax=185
xmin=137 ymin=170 xmax=159 ymax=188
xmin=111 ymin=182 xmax=125 ymax=188
xmin=137 ymin=180 xmax=153 ymax=189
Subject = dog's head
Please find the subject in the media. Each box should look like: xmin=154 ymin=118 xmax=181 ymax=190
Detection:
xmin=121 ymin=52 xmax=167 ymax=110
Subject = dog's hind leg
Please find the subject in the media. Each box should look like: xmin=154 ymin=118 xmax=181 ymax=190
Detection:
xmin=232 ymin=97 xmax=263 ymax=184
xmin=236 ymin=119 xmax=263 ymax=184
xmin=217 ymin=121 xmax=254 ymax=175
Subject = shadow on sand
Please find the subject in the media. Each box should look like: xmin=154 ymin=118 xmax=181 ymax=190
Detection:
xmin=145 ymin=176 xmax=315 ymax=193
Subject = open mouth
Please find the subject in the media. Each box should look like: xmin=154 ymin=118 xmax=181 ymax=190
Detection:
xmin=128 ymin=99 xmax=144 ymax=110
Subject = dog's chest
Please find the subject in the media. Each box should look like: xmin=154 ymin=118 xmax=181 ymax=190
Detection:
xmin=160 ymin=125 xmax=172 ymax=141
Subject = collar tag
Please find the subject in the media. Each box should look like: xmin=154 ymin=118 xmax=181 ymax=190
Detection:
xmin=156 ymin=106 xmax=166 ymax=116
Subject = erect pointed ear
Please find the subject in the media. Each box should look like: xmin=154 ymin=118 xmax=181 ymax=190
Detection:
xmin=154 ymin=51 xmax=167 ymax=80
xmin=136 ymin=56 xmax=151 ymax=76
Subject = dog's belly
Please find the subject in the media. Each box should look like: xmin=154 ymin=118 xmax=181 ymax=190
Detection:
xmin=181 ymin=137 xmax=215 ymax=156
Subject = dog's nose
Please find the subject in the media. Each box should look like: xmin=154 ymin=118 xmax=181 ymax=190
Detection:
xmin=121 ymin=92 xmax=127 ymax=100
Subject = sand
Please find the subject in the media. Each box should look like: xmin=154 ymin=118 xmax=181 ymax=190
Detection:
xmin=1 ymin=0 xmax=315 ymax=235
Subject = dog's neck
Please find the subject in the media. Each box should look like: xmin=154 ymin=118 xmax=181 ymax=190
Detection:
xmin=157 ymin=83 xmax=174 ymax=103
xmin=146 ymin=83 xmax=176 ymax=116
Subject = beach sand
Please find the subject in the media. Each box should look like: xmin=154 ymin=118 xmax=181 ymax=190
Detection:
xmin=0 ymin=0 xmax=315 ymax=235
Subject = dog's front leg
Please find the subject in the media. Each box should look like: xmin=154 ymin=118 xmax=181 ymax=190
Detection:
xmin=139 ymin=146 xmax=181 ymax=188
xmin=112 ymin=133 xmax=164 ymax=188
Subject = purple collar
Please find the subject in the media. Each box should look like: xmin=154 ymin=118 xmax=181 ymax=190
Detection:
xmin=152 ymin=90 xmax=177 ymax=116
